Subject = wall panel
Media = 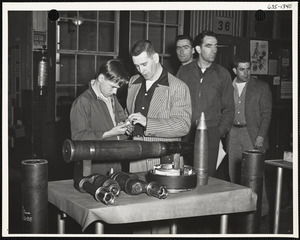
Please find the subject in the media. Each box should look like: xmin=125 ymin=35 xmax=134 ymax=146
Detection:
xmin=190 ymin=11 xmax=243 ymax=38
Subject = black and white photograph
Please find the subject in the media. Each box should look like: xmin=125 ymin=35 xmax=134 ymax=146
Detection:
xmin=2 ymin=1 xmax=298 ymax=238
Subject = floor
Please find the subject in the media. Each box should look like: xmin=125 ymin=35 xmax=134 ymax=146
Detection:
xmin=7 ymin=139 xmax=294 ymax=235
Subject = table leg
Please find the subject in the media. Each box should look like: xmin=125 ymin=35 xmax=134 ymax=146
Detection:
xmin=220 ymin=214 xmax=228 ymax=234
xmin=57 ymin=212 xmax=67 ymax=234
xmin=170 ymin=221 xmax=177 ymax=234
xmin=274 ymin=167 xmax=283 ymax=234
xmin=95 ymin=221 xmax=104 ymax=234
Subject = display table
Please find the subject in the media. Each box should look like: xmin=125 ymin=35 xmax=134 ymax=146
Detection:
xmin=48 ymin=174 xmax=257 ymax=234
xmin=265 ymin=159 xmax=293 ymax=234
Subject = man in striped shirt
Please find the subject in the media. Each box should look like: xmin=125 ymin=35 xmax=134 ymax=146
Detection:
xmin=127 ymin=39 xmax=192 ymax=173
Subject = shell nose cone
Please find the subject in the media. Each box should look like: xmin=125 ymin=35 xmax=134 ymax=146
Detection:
xmin=197 ymin=112 xmax=207 ymax=130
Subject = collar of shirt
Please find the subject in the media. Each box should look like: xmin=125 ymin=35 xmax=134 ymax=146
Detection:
xmin=133 ymin=66 xmax=169 ymax=87
xmin=196 ymin=61 xmax=217 ymax=72
xmin=232 ymin=77 xmax=248 ymax=88
xmin=91 ymin=79 xmax=116 ymax=126
xmin=91 ymin=79 xmax=111 ymax=102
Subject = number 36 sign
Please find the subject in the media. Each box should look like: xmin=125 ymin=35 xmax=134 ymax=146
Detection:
xmin=213 ymin=16 xmax=233 ymax=35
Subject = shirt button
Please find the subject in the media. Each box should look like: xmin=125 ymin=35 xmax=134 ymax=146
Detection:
xmin=142 ymin=107 xmax=145 ymax=110
xmin=237 ymin=111 xmax=240 ymax=114
xmin=145 ymin=93 xmax=148 ymax=96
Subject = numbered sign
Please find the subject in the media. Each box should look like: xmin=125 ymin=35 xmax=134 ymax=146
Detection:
xmin=213 ymin=16 xmax=233 ymax=35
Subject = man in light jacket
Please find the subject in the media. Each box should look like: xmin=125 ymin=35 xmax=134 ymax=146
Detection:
xmin=127 ymin=39 xmax=192 ymax=173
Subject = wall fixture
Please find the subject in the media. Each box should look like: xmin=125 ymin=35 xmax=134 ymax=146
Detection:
xmin=72 ymin=14 xmax=84 ymax=26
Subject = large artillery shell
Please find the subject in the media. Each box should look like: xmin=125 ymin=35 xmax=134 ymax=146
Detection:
xmin=21 ymin=159 xmax=48 ymax=233
xmin=193 ymin=112 xmax=209 ymax=186
xmin=62 ymin=139 xmax=193 ymax=163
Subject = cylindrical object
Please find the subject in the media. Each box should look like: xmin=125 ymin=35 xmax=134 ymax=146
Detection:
xmin=146 ymin=181 xmax=168 ymax=199
xmin=37 ymin=49 xmax=48 ymax=96
xmin=21 ymin=159 xmax=48 ymax=233
xmin=170 ymin=221 xmax=178 ymax=234
xmin=93 ymin=175 xmax=121 ymax=197
xmin=77 ymin=174 xmax=99 ymax=193
xmin=273 ymin=167 xmax=283 ymax=233
xmin=82 ymin=181 xmax=115 ymax=205
xmin=110 ymin=172 xmax=168 ymax=199
xmin=147 ymin=165 xmax=197 ymax=193
xmin=38 ymin=57 xmax=48 ymax=88
xmin=110 ymin=172 xmax=142 ymax=195
xmin=57 ymin=212 xmax=66 ymax=234
xmin=193 ymin=112 xmax=209 ymax=186
xmin=95 ymin=221 xmax=105 ymax=234
xmin=220 ymin=214 xmax=228 ymax=234
xmin=62 ymin=139 xmax=193 ymax=163
xmin=239 ymin=150 xmax=265 ymax=233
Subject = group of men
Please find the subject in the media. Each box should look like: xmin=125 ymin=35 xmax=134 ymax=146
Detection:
xmin=70 ymin=30 xmax=272 ymax=232
xmin=175 ymin=32 xmax=272 ymax=183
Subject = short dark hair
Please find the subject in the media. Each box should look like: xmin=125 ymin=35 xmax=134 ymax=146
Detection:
xmin=175 ymin=35 xmax=194 ymax=47
xmin=97 ymin=59 xmax=129 ymax=86
xmin=233 ymin=55 xmax=250 ymax=68
xmin=194 ymin=30 xmax=217 ymax=47
xmin=130 ymin=39 xmax=156 ymax=57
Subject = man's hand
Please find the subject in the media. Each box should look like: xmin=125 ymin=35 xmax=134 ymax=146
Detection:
xmin=128 ymin=112 xmax=147 ymax=127
xmin=102 ymin=123 xmax=128 ymax=139
xmin=254 ymin=136 xmax=264 ymax=149
xmin=111 ymin=123 xmax=128 ymax=135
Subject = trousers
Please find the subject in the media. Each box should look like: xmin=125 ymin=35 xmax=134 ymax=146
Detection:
xmin=228 ymin=127 xmax=269 ymax=216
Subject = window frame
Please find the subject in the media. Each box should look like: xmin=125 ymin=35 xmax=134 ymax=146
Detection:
xmin=55 ymin=11 xmax=120 ymax=120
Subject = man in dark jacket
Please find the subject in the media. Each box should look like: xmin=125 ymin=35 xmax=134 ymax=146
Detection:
xmin=228 ymin=55 xmax=272 ymax=183
xmin=70 ymin=59 xmax=132 ymax=176
xmin=228 ymin=55 xmax=272 ymax=217
xmin=176 ymin=30 xmax=234 ymax=176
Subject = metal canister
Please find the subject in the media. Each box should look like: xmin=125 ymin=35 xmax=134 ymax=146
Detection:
xmin=37 ymin=56 xmax=48 ymax=88
xmin=21 ymin=159 xmax=48 ymax=233
xmin=239 ymin=149 xmax=265 ymax=233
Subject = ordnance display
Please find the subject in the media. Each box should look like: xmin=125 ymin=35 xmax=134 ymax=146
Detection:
xmin=62 ymin=139 xmax=193 ymax=163
xmin=193 ymin=112 xmax=209 ymax=186
xmin=62 ymin=139 xmax=199 ymax=200
xmin=75 ymin=174 xmax=116 ymax=205
xmin=110 ymin=172 xmax=168 ymax=199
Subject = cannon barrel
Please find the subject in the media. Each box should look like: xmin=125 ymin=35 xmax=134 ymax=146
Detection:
xmin=63 ymin=139 xmax=193 ymax=163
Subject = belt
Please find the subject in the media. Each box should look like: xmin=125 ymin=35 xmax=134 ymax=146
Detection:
xmin=233 ymin=124 xmax=247 ymax=128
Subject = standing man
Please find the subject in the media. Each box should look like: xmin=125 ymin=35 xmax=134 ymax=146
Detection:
xmin=228 ymin=55 xmax=272 ymax=220
xmin=228 ymin=56 xmax=272 ymax=183
xmin=127 ymin=39 xmax=192 ymax=173
xmin=176 ymin=30 xmax=234 ymax=177
xmin=70 ymin=59 xmax=132 ymax=176
xmin=175 ymin=34 xmax=195 ymax=66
